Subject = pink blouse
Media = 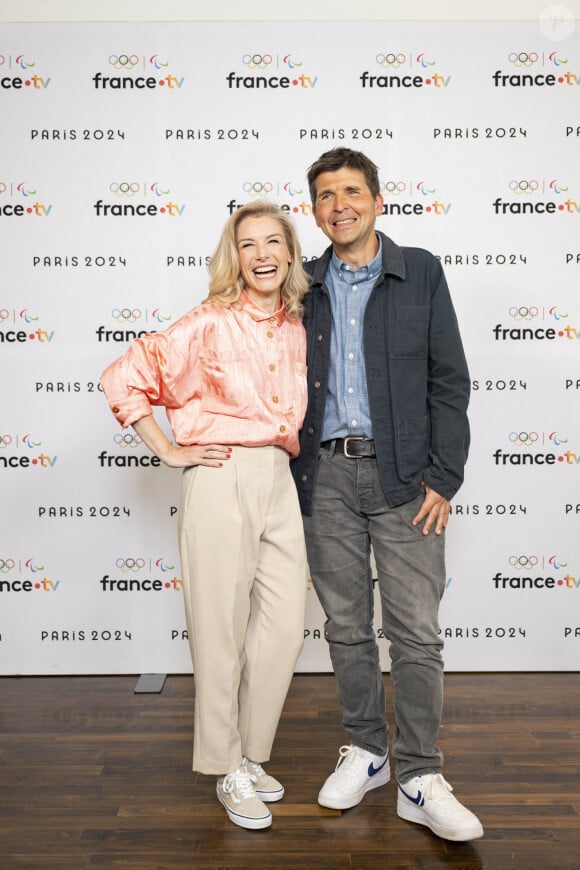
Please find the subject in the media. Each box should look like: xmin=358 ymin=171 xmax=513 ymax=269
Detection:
xmin=100 ymin=293 xmax=307 ymax=458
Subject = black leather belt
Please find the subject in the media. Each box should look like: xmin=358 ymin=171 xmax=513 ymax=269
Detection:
xmin=320 ymin=437 xmax=376 ymax=458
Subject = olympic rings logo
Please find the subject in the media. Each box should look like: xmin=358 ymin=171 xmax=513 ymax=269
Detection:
xmin=508 ymin=51 xmax=539 ymax=67
xmin=109 ymin=182 xmax=140 ymax=197
xmin=0 ymin=434 xmax=13 ymax=448
xmin=509 ymin=180 xmax=539 ymax=195
xmin=508 ymin=555 xmax=539 ymax=569
xmin=115 ymin=558 xmax=145 ymax=572
xmin=111 ymin=308 xmax=142 ymax=323
xmin=114 ymin=433 xmax=142 ymax=448
xmin=0 ymin=559 xmax=15 ymax=573
xmin=508 ymin=306 xmax=539 ymax=321
xmin=242 ymin=182 xmax=273 ymax=197
xmin=508 ymin=431 xmax=539 ymax=446
xmin=381 ymin=181 xmax=406 ymax=196
xmin=376 ymin=53 xmax=406 ymax=68
xmin=242 ymin=54 xmax=272 ymax=69
xmin=0 ymin=309 xmax=10 ymax=322
xmin=109 ymin=54 xmax=139 ymax=70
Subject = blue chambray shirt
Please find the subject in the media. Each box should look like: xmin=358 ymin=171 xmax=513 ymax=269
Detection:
xmin=321 ymin=236 xmax=383 ymax=441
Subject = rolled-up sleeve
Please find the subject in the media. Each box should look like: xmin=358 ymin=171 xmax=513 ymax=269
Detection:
xmin=100 ymin=316 xmax=198 ymax=429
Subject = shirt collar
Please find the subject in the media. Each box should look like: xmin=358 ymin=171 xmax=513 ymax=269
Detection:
xmin=330 ymin=235 xmax=383 ymax=285
xmin=240 ymin=290 xmax=286 ymax=325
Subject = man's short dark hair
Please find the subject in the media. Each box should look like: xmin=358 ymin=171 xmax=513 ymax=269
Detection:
xmin=307 ymin=148 xmax=380 ymax=204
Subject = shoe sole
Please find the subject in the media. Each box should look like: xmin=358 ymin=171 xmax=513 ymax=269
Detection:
xmin=216 ymin=792 xmax=272 ymax=830
xmin=397 ymin=799 xmax=484 ymax=842
xmin=255 ymin=787 xmax=284 ymax=802
xmin=318 ymin=765 xmax=391 ymax=810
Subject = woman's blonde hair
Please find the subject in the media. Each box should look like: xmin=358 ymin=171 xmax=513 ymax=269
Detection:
xmin=206 ymin=200 xmax=309 ymax=319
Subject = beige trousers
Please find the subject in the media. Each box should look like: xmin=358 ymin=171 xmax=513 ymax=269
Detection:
xmin=178 ymin=445 xmax=307 ymax=775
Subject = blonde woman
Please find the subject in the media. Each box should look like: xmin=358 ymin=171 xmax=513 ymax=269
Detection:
xmin=101 ymin=202 xmax=309 ymax=830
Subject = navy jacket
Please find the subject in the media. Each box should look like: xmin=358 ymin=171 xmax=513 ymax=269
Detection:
xmin=291 ymin=232 xmax=471 ymax=516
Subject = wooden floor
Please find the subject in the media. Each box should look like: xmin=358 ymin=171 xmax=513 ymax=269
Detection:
xmin=0 ymin=673 xmax=579 ymax=870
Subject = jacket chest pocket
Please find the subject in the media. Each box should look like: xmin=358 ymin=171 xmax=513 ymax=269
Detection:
xmin=391 ymin=306 xmax=429 ymax=359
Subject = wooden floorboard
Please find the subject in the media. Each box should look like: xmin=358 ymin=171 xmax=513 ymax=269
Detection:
xmin=0 ymin=673 xmax=578 ymax=869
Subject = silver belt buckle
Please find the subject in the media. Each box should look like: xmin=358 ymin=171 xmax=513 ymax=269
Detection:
xmin=343 ymin=436 xmax=363 ymax=457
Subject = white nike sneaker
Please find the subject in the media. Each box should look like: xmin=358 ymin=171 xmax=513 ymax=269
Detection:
xmin=318 ymin=744 xmax=390 ymax=810
xmin=397 ymin=773 xmax=484 ymax=841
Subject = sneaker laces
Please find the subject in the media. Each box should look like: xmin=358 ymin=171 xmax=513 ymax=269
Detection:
xmin=418 ymin=773 xmax=455 ymax=804
xmin=334 ymin=744 xmax=368 ymax=775
xmin=222 ymin=767 xmax=256 ymax=802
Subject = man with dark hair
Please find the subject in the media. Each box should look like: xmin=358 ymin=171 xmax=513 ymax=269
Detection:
xmin=292 ymin=147 xmax=483 ymax=842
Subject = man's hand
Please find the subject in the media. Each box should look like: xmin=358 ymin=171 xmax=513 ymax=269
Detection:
xmin=412 ymin=484 xmax=450 ymax=536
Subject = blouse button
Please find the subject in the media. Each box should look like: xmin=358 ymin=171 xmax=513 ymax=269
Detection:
xmin=279 ymin=425 xmax=287 ymax=433
xmin=269 ymin=317 xmax=277 ymax=325
xmin=267 ymin=330 xmax=274 ymax=338
xmin=112 ymin=406 xmax=120 ymax=413
xmin=269 ymin=363 xmax=276 ymax=371
xmin=272 ymin=395 xmax=279 ymax=404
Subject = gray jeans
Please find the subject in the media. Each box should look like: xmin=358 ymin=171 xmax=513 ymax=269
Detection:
xmin=303 ymin=450 xmax=446 ymax=783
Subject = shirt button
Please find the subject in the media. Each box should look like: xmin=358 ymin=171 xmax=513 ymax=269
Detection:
xmin=316 ymin=334 xmax=323 ymax=342
xmin=112 ymin=406 xmax=120 ymax=413
xmin=301 ymin=474 xmax=308 ymax=482
xmin=351 ymin=419 xmax=358 ymax=426
xmin=267 ymin=330 xmax=274 ymax=338
xmin=307 ymin=427 xmax=314 ymax=435
xmin=314 ymin=381 xmax=321 ymax=389
xmin=347 ymin=387 xmax=354 ymax=394
xmin=279 ymin=425 xmax=287 ymax=433
xmin=350 ymin=318 xmax=356 ymax=325
xmin=269 ymin=363 xmax=276 ymax=371
xmin=348 ymin=353 xmax=354 ymax=360
xmin=272 ymin=395 xmax=279 ymax=404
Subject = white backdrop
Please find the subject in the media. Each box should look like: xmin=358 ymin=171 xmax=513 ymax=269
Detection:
xmin=1 ymin=17 xmax=579 ymax=674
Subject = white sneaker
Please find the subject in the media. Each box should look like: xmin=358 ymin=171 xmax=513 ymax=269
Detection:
xmin=243 ymin=757 xmax=285 ymax=802
xmin=318 ymin=744 xmax=390 ymax=810
xmin=397 ymin=773 xmax=484 ymax=841
xmin=216 ymin=766 xmax=272 ymax=830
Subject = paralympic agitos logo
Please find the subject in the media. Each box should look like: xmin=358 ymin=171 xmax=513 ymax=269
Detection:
xmin=360 ymin=52 xmax=451 ymax=89
xmin=92 ymin=53 xmax=184 ymax=89
xmin=492 ymin=430 xmax=580 ymax=467
xmin=226 ymin=53 xmax=318 ymax=90
xmin=492 ymin=50 xmax=579 ymax=88
xmin=492 ymin=178 xmax=579 ymax=215
xmin=0 ymin=53 xmax=51 ymax=90
xmin=93 ymin=182 xmax=185 ymax=217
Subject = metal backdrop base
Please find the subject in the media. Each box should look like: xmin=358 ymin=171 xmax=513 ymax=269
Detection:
xmin=134 ymin=673 xmax=167 ymax=693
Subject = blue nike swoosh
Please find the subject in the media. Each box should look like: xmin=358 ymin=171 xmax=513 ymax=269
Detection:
xmin=367 ymin=757 xmax=388 ymax=777
xmin=398 ymin=785 xmax=424 ymax=806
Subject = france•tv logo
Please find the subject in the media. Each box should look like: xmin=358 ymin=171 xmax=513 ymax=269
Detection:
xmin=0 ymin=557 xmax=60 ymax=593
xmin=0 ymin=181 xmax=53 ymax=218
xmin=381 ymin=180 xmax=452 ymax=217
xmin=92 ymin=53 xmax=184 ymax=90
xmin=226 ymin=180 xmax=312 ymax=216
xmin=100 ymin=556 xmax=182 ymax=591
xmin=93 ymin=182 xmax=186 ymax=217
xmin=0 ymin=54 xmax=51 ymax=90
xmin=226 ymin=53 xmax=318 ymax=90
xmin=493 ymin=553 xmax=579 ymax=590
xmin=360 ymin=52 xmax=451 ymax=89
xmin=492 ymin=178 xmax=579 ymax=216
xmin=492 ymin=305 xmax=580 ymax=343
xmin=492 ymin=50 xmax=579 ymax=87
xmin=0 ymin=432 xmax=57 ymax=470
xmin=492 ymin=430 xmax=580 ymax=467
